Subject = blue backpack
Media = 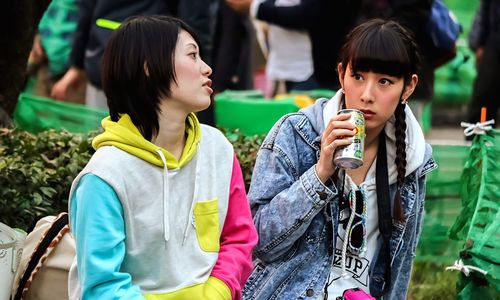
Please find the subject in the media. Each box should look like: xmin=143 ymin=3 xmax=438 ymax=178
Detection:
xmin=427 ymin=0 xmax=462 ymax=51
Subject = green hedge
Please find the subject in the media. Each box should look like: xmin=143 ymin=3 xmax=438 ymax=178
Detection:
xmin=0 ymin=128 xmax=262 ymax=230
xmin=0 ymin=128 xmax=95 ymax=229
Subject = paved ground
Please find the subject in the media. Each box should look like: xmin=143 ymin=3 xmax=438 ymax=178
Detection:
xmin=425 ymin=126 xmax=471 ymax=145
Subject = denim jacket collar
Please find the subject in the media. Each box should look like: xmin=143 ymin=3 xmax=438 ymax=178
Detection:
xmin=295 ymin=97 xmax=330 ymax=151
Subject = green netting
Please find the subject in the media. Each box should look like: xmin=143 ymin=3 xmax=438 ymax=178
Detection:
xmin=215 ymin=90 xmax=299 ymax=136
xmin=456 ymin=278 xmax=500 ymax=299
xmin=448 ymin=129 xmax=500 ymax=298
xmin=14 ymin=93 xmax=107 ymax=133
xmin=416 ymin=144 xmax=470 ymax=263
xmin=417 ymin=197 xmax=464 ymax=263
xmin=426 ymin=144 xmax=470 ymax=197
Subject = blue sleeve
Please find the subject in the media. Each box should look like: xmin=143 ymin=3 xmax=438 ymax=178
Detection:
xmin=70 ymin=174 xmax=145 ymax=300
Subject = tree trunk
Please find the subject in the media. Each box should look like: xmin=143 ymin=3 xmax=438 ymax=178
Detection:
xmin=0 ymin=0 xmax=51 ymax=126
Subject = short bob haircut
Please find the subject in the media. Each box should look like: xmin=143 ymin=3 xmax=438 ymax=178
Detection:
xmin=101 ymin=15 xmax=202 ymax=141
xmin=338 ymin=19 xmax=421 ymax=86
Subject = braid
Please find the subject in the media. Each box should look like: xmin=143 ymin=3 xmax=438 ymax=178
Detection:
xmin=393 ymin=101 xmax=407 ymax=222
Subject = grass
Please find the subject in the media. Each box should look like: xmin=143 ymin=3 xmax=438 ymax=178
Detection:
xmin=408 ymin=262 xmax=458 ymax=300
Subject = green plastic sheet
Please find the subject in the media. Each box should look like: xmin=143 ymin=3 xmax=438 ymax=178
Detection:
xmin=14 ymin=93 xmax=107 ymax=133
xmin=449 ymin=130 xmax=500 ymax=299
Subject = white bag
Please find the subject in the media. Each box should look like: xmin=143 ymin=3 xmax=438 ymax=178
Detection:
xmin=0 ymin=222 xmax=25 ymax=300
xmin=11 ymin=213 xmax=74 ymax=300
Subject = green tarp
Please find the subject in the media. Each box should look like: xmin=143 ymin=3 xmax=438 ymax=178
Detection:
xmin=14 ymin=93 xmax=107 ymax=133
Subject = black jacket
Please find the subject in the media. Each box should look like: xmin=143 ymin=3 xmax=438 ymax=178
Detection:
xmin=70 ymin=0 xmax=174 ymax=88
xmin=469 ymin=0 xmax=500 ymax=50
xmin=70 ymin=0 xmax=217 ymax=88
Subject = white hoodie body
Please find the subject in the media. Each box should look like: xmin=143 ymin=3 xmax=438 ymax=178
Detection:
xmin=67 ymin=125 xmax=234 ymax=297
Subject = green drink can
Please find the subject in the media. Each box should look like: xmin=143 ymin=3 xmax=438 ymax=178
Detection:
xmin=333 ymin=109 xmax=365 ymax=169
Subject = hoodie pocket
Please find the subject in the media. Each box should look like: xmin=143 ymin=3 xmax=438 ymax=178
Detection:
xmin=194 ymin=199 xmax=220 ymax=252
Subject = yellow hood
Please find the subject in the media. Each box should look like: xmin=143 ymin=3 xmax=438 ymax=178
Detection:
xmin=92 ymin=113 xmax=201 ymax=169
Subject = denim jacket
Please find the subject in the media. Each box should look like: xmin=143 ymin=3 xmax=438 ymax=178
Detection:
xmin=243 ymin=98 xmax=437 ymax=300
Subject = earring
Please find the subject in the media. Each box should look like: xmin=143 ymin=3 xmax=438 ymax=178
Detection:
xmin=401 ymin=98 xmax=408 ymax=105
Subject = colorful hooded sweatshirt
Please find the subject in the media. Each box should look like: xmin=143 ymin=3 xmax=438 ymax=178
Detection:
xmin=67 ymin=113 xmax=258 ymax=300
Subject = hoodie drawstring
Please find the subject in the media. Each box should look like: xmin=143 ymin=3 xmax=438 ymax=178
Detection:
xmin=156 ymin=150 xmax=170 ymax=244
xmin=156 ymin=147 xmax=202 ymax=247
xmin=182 ymin=149 xmax=201 ymax=245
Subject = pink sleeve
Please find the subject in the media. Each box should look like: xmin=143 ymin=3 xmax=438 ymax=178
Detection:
xmin=210 ymin=155 xmax=259 ymax=300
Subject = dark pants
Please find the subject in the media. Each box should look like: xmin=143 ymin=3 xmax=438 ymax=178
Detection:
xmin=468 ymin=39 xmax=500 ymax=124
xmin=285 ymin=75 xmax=322 ymax=92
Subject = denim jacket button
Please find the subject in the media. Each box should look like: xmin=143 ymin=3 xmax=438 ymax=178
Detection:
xmin=306 ymin=289 xmax=314 ymax=297
xmin=318 ymin=200 xmax=326 ymax=206
xmin=318 ymin=192 xmax=327 ymax=200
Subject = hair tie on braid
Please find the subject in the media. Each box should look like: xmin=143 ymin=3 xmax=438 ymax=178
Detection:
xmin=393 ymin=101 xmax=407 ymax=223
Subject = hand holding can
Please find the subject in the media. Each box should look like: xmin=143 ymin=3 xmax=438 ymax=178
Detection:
xmin=333 ymin=109 xmax=365 ymax=169
xmin=316 ymin=112 xmax=356 ymax=183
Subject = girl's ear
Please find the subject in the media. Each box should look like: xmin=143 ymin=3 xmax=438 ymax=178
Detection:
xmin=402 ymin=74 xmax=418 ymax=102
xmin=337 ymin=63 xmax=345 ymax=89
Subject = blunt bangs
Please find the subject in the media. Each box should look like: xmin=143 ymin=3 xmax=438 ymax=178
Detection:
xmin=340 ymin=19 xmax=420 ymax=82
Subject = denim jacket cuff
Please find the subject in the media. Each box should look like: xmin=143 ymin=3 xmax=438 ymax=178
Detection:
xmin=300 ymin=165 xmax=337 ymax=207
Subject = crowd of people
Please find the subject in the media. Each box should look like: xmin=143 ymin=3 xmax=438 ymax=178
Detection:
xmin=20 ymin=0 xmax=497 ymax=299
xmin=28 ymin=1 xmax=498 ymax=126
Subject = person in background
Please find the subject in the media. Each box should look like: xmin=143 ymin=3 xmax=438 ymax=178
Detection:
xmin=50 ymin=0 xmax=218 ymax=113
xmin=227 ymin=0 xmax=356 ymax=91
xmin=198 ymin=0 xmax=253 ymax=126
xmin=211 ymin=1 xmax=253 ymax=94
xmin=68 ymin=16 xmax=257 ymax=300
xmin=243 ymin=19 xmax=436 ymax=300
xmin=249 ymin=0 xmax=319 ymax=95
xmin=467 ymin=0 xmax=500 ymax=124
xmin=50 ymin=0 xmax=175 ymax=108
xmin=27 ymin=0 xmax=85 ymax=104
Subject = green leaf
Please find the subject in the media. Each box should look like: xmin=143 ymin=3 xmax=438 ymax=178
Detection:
xmin=33 ymin=193 xmax=43 ymax=205
xmin=40 ymin=187 xmax=57 ymax=197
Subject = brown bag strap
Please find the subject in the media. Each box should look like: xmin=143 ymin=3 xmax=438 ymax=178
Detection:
xmin=13 ymin=213 xmax=69 ymax=300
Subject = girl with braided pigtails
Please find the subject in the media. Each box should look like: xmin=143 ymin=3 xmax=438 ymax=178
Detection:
xmin=243 ymin=19 xmax=437 ymax=300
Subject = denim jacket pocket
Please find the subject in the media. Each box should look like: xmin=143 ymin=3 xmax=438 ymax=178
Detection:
xmin=193 ymin=199 xmax=220 ymax=252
